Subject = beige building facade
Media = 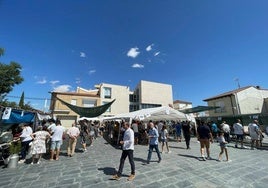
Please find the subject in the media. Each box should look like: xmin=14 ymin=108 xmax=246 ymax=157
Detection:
xmin=173 ymin=100 xmax=192 ymax=111
xmin=204 ymin=86 xmax=268 ymax=117
xmin=49 ymin=80 xmax=173 ymax=127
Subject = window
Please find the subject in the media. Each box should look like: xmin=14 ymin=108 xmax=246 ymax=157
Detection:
xmin=129 ymin=104 xmax=139 ymax=112
xmin=103 ymin=102 xmax=111 ymax=112
xmin=214 ymin=101 xmax=226 ymax=113
xmin=103 ymin=87 xmax=111 ymax=99
xmin=141 ymin=103 xmax=161 ymax=109
xmin=71 ymin=99 xmax=77 ymax=105
xmin=82 ymin=99 xmax=96 ymax=107
xmin=129 ymin=94 xmax=139 ymax=102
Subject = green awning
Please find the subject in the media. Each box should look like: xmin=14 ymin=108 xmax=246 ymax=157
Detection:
xmin=180 ymin=106 xmax=220 ymax=114
xmin=56 ymin=97 xmax=115 ymax=117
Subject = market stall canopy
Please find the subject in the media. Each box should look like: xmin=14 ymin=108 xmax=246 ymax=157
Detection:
xmin=180 ymin=106 xmax=220 ymax=114
xmin=56 ymin=97 xmax=115 ymax=117
xmin=105 ymin=106 xmax=188 ymax=121
xmin=1 ymin=108 xmax=35 ymax=124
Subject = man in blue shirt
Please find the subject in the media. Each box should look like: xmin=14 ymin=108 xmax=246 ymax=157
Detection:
xmin=147 ymin=122 xmax=162 ymax=164
xmin=112 ymin=122 xmax=135 ymax=181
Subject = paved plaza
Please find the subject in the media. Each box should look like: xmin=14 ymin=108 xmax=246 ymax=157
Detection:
xmin=0 ymin=136 xmax=268 ymax=188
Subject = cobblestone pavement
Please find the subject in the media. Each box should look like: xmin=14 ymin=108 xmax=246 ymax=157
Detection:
xmin=1 ymin=136 xmax=268 ymax=188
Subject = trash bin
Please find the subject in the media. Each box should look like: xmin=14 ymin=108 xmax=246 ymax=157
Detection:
xmin=7 ymin=154 xmax=19 ymax=168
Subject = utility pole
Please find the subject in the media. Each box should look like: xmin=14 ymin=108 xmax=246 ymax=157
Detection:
xmin=234 ymin=78 xmax=241 ymax=89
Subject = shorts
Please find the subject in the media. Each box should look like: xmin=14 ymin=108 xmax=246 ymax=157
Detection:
xmin=250 ymin=134 xmax=259 ymax=140
xmin=134 ymin=132 xmax=139 ymax=138
xmin=161 ymin=138 xmax=167 ymax=143
xmin=199 ymin=138 xmax=210 ymax=148
xmin=220 ymin=142 xmax=227 ymax=148
xmin=236 ymin=134 xmax=244 ymax=141
xmin=80 ymin=134 xmax=87 ymax=144
xmin=51 ymin=141 xmax=62 ymax=150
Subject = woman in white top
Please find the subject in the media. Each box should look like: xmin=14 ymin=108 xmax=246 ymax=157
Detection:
xmin=161 ymin=125 xmax=170 ymax=153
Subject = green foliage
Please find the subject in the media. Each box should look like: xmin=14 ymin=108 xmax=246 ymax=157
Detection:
xmin=0 ymin=62 xmax=24 ymax=97
xmin=0 ymin=47 xmax=24 ymax=103
xmin=9 ymin=141 xmax=21 ymax=154
xmin=0 ymin=99 xmax=33 ymax=110
xmin=19 ymin=91 xmax=25 ymax=108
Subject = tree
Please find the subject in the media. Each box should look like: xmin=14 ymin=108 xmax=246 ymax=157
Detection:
xmin=0 ymin=48 xmax=24 ymax=99
xmin=19 ymin=91 xmax=25 ymax=108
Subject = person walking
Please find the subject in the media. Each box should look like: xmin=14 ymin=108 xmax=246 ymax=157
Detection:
xmin=175 ymin=121 xmax=182 ymax=142
xmin=67 ymin=122 xmax=80 ymax=157
xmin=233 ymin=119 xmax=246 ymax=149
xmin=50 ymin=119 xmax=65 ymax=161
xmin=211 ymin=121 xmax=218 ymax=141
xmin=147 ymin=122 xmax=162 ymax=164
xmin=218 ymin=131 xmax=230 ymax=162
xmin=131 ymin=120 xmax=139 ymax=145
xmin=248 ymin=120 xmax=262 ymax=150
xmin=112 ymin=122 xmax=135 ymax=181
xmin=197 ymin=121 xmax=213 ymax=161
xmin=182 ymin=121 xmax=192 ymax=149
xmin=221 ymin=121 xmax=230 ymax=143
xmin=79 ymin=119 xmax=89 ymax=152
xmin=18 ymin=123 xmax=33 ymax=164
xmin=30 ymin=126 xmax=51 ymax=164
xmin=160 ymin=124 xmax=170 ymax=153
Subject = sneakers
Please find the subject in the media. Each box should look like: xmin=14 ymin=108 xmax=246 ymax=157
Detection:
xmin=18 ymin=159 xmax=25 ymax=164
xmin=201 ymin=156 xmax=206 ymax=161
xmin=127 ymin=174 xmax=135 ymax=181
xmin=241 ymin=146 xmax=247 ymax=149
xmin=206 ymin=156 xmax=212 ymax=160
xmin=111 ymin=174 xmax=121 ymax=181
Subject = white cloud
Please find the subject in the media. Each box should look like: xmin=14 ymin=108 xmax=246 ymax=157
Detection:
xmin=146 ymin=44 xmax=154 ymax=51
xmin=154 ymin=51 xmax=160 ymax=56
xmin=89 ymin=69 xmax=96 ymax=75
xmin=80 ymin=52 xmax=86 ymax=58
xmin=127 ymin=47 xmax=140 ymax=58
xmin=132 ymin=63 xmax=144 ymax=68
xmin=53 ymin=85 xmax=72 ymax=92
xmin=50 ymin=80 xmax=60 ymax=85
xmin=36 ymin=78 xmax=47 ymax=84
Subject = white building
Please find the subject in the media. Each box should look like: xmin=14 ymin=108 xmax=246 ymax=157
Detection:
xmin=204 ymin=86 xmax=268 ymax=117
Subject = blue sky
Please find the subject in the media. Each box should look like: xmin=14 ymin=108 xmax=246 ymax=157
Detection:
xmin=1 ymin=0 xmax=268 ymax=111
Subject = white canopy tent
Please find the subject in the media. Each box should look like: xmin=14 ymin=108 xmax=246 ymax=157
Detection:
xmin=78 ymin=117 xmax=100 ymax=121
xmin=104 ymin=106 xmax=189 ymax=122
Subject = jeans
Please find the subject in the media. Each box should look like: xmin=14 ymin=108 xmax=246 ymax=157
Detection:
xmin=117 ymin=150 xmax=135 ymax=176
xmin=184 ymin=134 xmax=191 ymax=149
xmin=21 ymin=140 xmax=32 ymax=160
xmin=147 ymin=144 xmax=161 ymax=162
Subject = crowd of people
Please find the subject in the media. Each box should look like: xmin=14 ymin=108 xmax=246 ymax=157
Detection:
xmin=15 ymin=118 xmax=103 ymax=164
xmin=10 ymin=116 xmax=266 ymax=181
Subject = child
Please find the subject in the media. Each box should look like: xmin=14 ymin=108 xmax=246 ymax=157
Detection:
xmin=218 ymin=131 xmax=230 ymax=162
xmin=161 ymin=125 xmax=170 ymax=153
